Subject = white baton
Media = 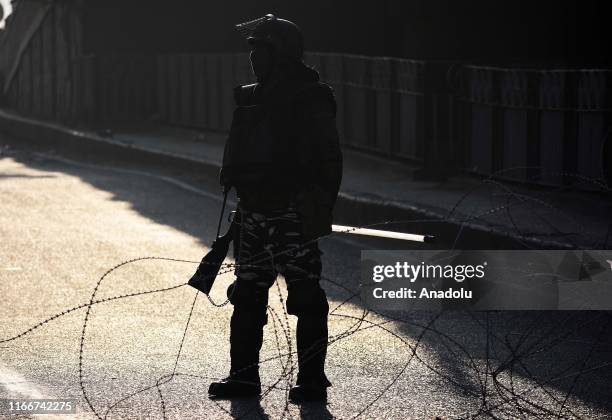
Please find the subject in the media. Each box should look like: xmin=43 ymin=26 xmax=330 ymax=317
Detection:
xmin=332 ymin=225 xmax=434 ymax=243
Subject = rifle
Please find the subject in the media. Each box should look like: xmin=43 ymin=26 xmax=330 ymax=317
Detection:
xmin=188 ymin=189 xmax=235 ymax=295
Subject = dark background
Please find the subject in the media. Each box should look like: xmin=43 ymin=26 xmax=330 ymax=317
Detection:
xmin=2 ymin=0 xmax=610 ymax=188
xmin=83 ymin=0 xmax=610 ymax=67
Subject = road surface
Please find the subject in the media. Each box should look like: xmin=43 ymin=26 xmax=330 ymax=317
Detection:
xmin=0 ymin=138 xmax=610 ymax=419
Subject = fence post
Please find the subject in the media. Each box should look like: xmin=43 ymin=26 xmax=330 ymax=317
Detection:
xmin=193 ymin=54 xmax=206 ymax=128
xmin=450 ymin=64 xmax=470 ymax=170
xmin=563 ymin=72 xmax=578 ymax=185
xmin=604 ymin=120 xmax=612 ymax=187
xmin=526 ymin=71 xmax=541 ymax=181
xmin=414 ymin=61 xmax=452 ymax=181
xmin=389 ymin=59 xmax=400 ymax=155
xmin=491 ymin=69 xmax=504 ymax=174
xmin=365 ymin=57 xmax=377 ymax=150
xmin=180 ymin=54 xmax=194 ymax=126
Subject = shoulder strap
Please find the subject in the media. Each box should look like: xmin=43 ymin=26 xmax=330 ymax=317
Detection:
xmin=233 ymin=83 xmax=258 ymax=106
xmin=215 ymin=188 xmax=229 ymax=239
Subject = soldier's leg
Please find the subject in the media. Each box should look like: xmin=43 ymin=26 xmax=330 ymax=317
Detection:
xmin=285 ymin=246 xmax=331 ymax=388
xmin=228 ymin=209 xmax=276 ymax=382
xmin=269 ymin=209 xmax=331 ymax=390
xmin=209 ymin=209 xmax=275 ymax=397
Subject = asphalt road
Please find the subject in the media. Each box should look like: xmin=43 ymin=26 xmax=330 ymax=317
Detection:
xmin=0 ymin=138 xmax=611 ymax=419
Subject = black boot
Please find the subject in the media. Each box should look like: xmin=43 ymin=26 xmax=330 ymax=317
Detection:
xmin=209 ymin=304 xmax=266 ymax=399
xmin=289 ymin=311 xmax=331 ymax=403
xmin=289 ymin=381 xmax=328 ymax=403
xmin=208 ymin=377 xmax=261 ymax=399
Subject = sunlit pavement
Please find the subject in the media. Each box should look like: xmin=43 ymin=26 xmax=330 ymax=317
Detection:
xmin=1 ymin=140 xmax=610 ymax=419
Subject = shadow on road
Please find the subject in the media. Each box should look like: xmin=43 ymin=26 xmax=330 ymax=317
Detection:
xmin=229 ymin=397 xmax=270 ymax=420
xmin=2 ymin=142 xmax=611 ymax=417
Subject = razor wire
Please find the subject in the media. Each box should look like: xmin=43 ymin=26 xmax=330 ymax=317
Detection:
xmin=0 ymin=152 xmax=611 ymax=419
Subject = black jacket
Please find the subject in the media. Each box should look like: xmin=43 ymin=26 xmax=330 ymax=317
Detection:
xmin=220 ymin=63 xmax=343 ymax=239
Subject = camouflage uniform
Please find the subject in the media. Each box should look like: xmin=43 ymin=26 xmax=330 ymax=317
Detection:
xmin=228 ymin=206 xmax=330 ymax=387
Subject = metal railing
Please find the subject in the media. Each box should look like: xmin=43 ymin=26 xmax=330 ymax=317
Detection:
xmin=154 ymin=52 xmax=427 ymax=163
xmin=3 ymin=40 xmax=610 ymax=188
xmin=452 ymin=66 xmax=612 ymax=186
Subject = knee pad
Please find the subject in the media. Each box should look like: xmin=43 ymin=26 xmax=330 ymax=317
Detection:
xmin=286 ymin=283 xmax=329 ymax=316
xmin=231 ymin=303 xmax=268 ymax=327
xmin=227 ymin=280 xmax=269 ymax=309
xmin=228 ymin=281 xmax=269 ymax=326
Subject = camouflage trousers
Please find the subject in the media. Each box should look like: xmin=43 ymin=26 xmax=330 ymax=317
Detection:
xmin=227 ymin=204 xmax=331 ymax=386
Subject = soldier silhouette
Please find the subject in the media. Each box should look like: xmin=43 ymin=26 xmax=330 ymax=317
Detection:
xmin=208 ymin=14 xmax=343 ymax=402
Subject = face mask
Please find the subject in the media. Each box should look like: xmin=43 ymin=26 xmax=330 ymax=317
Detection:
xmin=250 ymin=44 xmax=274 ymax=81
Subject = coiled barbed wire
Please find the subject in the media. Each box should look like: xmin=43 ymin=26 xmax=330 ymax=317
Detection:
xmin=1 ymin=152 xmax=611 ymax=419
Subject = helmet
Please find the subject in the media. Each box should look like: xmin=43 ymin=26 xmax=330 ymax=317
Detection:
xmin=235 ymin=14 xmax=304 ymax=61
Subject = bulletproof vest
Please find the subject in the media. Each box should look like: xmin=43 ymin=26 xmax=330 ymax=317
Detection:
xmin=221 ymin=81 xmax=321 ymax=189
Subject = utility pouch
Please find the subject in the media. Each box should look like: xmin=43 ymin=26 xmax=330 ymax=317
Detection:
xmin=295 ymin=185 xmax=333 ymax=241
